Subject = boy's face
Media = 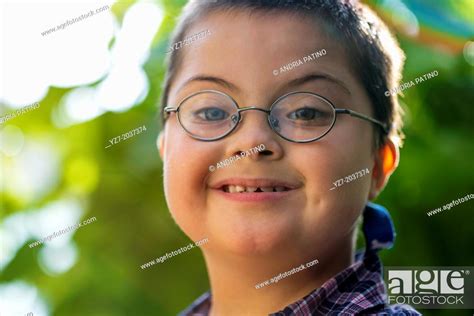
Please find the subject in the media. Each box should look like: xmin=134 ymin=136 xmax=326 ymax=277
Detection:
xmin=160 ymin=11 xmax=392 ymax=260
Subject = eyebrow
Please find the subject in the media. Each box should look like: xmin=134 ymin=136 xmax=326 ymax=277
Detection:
xmin=285 ymin=73 xmax=351 ymax=95
xmin=178 ymin=75 xmax=240 ymax=93
xmin=177 ymin=72 xmax=351 ymax=96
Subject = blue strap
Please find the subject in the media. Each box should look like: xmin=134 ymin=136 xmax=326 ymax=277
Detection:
xmin=362 ymin=202 xmax=396 ymax=252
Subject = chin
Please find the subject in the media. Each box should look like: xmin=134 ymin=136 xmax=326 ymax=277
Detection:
xmin=210 ymin=220 xmax=296 ymax=256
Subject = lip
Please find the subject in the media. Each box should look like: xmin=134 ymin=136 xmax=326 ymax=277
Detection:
xmin=210 ymin=178 xmax=300 ymax=189
xmin=209 ymin=177 xmax=302 ymax=202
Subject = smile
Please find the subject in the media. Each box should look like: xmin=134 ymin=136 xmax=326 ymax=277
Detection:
xmin=222 ymin=185 xmax=290 ymax=193
xmin=210 ymin=178 xmax=301 ymax=202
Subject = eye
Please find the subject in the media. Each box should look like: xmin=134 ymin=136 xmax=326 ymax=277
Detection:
xmin=287 ymin=107 xmax=322 ymax=121
xmin=194 ymin=107 xmax=229 ymax=121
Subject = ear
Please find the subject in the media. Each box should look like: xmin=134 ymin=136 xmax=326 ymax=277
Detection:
xmin=157 ymin=131 xmax=165 ymax=159
xmin=369 ymin=138 xmax=399 ymax=200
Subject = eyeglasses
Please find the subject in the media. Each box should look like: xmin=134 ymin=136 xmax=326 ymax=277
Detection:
xmin=163 ymin=90 xmax=388 ymax=143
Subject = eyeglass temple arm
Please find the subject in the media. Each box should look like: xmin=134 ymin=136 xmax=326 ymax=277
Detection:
xmin=163 ymin=106 xmax=177 ymax=113
xmin=335 ymin=108 xmax=389 ymax=133
xmin=163 ymin=106 xmax=178 ymax=119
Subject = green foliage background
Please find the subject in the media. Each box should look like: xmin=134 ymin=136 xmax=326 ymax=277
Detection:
xmin=1 ymin=0 xmax=473 ymax=315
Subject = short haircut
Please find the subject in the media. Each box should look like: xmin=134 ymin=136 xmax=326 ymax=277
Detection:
xmin=160 ymin=0 xmax=405 ymax=148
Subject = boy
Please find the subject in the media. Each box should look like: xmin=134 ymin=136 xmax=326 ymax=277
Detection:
xmin=158 ymin=0 xmax=419 ymax=314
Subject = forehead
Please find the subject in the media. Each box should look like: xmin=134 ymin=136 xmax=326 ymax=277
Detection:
xmin=169 ymin=9 xmax=359 ymax=103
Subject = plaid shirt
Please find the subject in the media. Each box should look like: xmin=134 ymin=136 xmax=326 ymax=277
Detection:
xmin=178 ymin=251 xmax=420 ymax=315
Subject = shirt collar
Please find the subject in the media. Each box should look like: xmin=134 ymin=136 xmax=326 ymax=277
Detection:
xmin=270 ymin=251 xmax=386 ymax=315
xmin=363 ymin=202 xmax=396 ymax=252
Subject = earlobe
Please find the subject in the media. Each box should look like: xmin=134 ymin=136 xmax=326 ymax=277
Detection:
xmin=157 ymin=131 xmax=165 ymax=159
xmin=369 ymin=139 xmax=399 ymax=199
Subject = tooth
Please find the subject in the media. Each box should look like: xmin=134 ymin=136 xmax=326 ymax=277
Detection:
xmin=275 ymin=187 xmax=285 ymax=192
xmin=235 ymin=185 xmax=245 ymax=193
xmin=261 ymin=187 xmax=273 ymax=192
xmin=246 ymin=186 xmax=257 ymax=192
xmin=228 ymin=185 xmax=237 ymax=193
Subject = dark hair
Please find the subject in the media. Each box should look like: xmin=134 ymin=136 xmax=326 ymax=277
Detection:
xmin=160 ymin=0 xmax=405 ymax=148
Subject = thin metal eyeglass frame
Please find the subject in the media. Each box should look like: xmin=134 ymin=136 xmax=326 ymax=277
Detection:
xmin=163 ymin=90 xmax=389 ymax=143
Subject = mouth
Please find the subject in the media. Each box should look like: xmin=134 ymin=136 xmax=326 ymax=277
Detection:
xmin=221 ymin=185 xmax=291 ymax=193
xmin=211 ymin=178 xmax=300 ymax=194
xmin=210 ymin=178 xmax=300 ymax=202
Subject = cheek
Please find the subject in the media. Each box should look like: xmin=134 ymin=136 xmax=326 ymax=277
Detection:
xmin=329 ymin=122 xmax=374 ymax=182
xmin=162 ymin=127 xmax=212 ymax=238
xmin=293 ymin=139 xmax=371 ymax=243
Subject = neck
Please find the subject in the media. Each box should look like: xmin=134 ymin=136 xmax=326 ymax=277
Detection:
xmin=204 ymin=239 xmax=354 ymax=316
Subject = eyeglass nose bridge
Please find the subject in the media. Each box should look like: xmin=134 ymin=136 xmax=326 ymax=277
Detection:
xmin=231 ymin=106 xmax=272 ymax=124
xmin=237 ymin=106 xmax=271 ymax=114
